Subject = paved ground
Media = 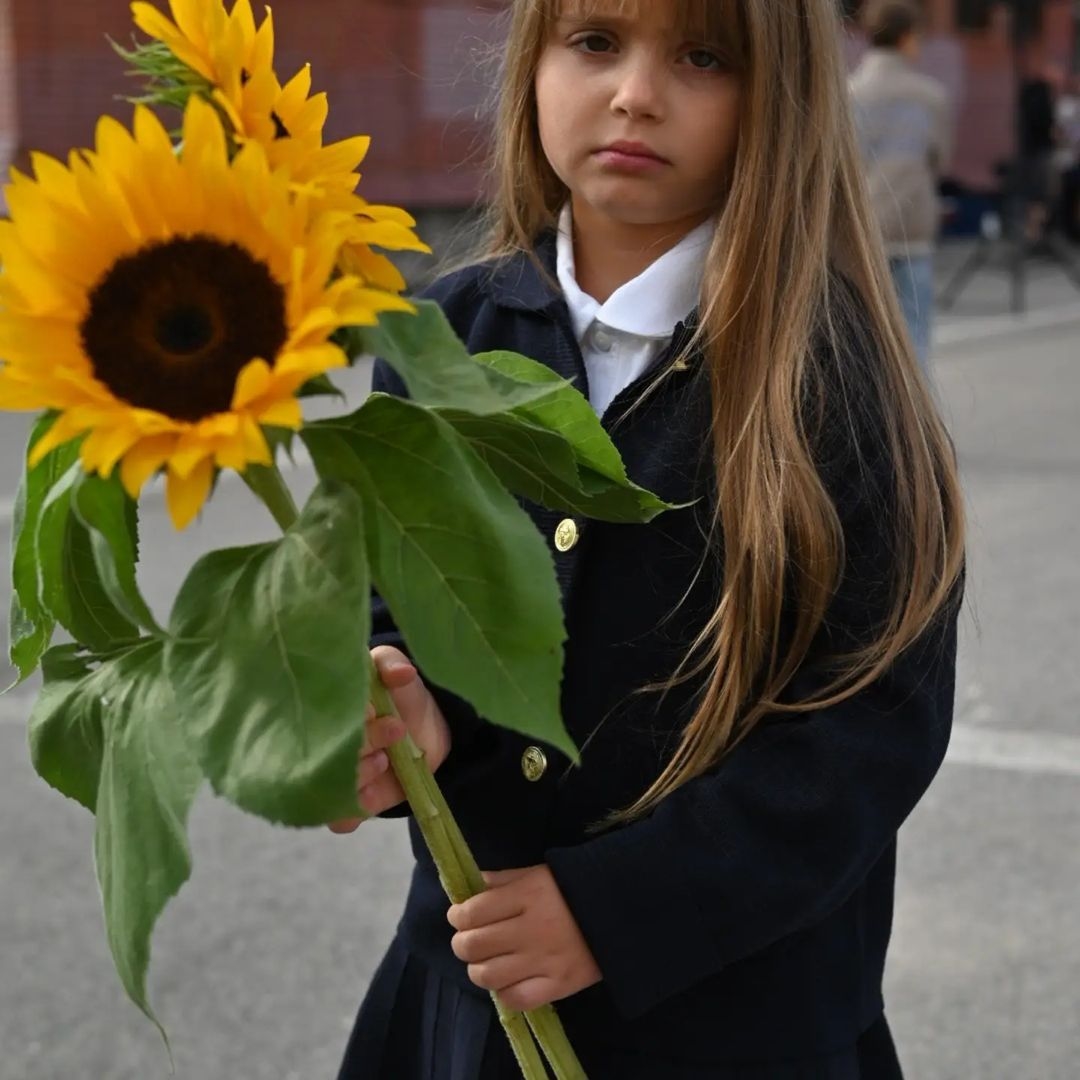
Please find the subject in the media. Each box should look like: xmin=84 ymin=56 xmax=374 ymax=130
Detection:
xmin=1 ymin=244 xmax=1079 ymax=1079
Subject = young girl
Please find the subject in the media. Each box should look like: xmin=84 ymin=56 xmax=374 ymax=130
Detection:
xmin=331 ymin=1 xmax=965 ymax=1076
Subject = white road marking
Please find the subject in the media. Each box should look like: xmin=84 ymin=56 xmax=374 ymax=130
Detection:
xmin=946 ymin=722 xmax=1080 ymax=778
xmin=936 ymin=301 xmax=1080 ymax=349
xmin=3 ymin=691 xmax=1078 ymax=781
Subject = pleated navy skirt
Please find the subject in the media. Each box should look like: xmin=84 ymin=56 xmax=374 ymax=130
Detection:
xmin=336 ymin=936 xmax=905 ymax=1080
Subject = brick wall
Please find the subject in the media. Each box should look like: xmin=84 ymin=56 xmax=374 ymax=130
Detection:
xmin=0 ymin=0 xmax=1076 ymax=208
xmin=0 ymin=0 xmax=504 ymax=207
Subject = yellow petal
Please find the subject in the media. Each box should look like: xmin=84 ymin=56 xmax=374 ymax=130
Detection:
xmin=119 ymin=433 xmax=178 ymax=498
xmin=350 ymin=218 xmax=432 ymax=253
xmin=79 ymin=424 xmax=144 ymax=477
xmin=131 ymin=3 xmax=216 ymax=81
xmin=214 ymin=414 xmax=270 ymax=470
xmin=165 ymin=456 xmax=215 ymax=529
xmin=240 ymin=413 xmax=273 ymax=460
xmin=231 ymin=358 xmax=274 ymax=409
xmin=309 ymin=136 xmax=371 ymax=180
xmin=0 ymin=370 xmax=53 ymax=410
xmin=166 ymin=438 xmax=206 ymax=480
xmin=253 ymin=397 xmax=302 ymax=429
xmin=182 ymin=95 xmax=229 ymax=171
xmin=0 ymin=222 xmax=85 ymax=316
xmin=27 ymin=411 xmax=90 ymax=466
xmin=338 ymin=243 xmax=407 ymax=293
xmin=249 ymin=6 xmax=275 ymax=72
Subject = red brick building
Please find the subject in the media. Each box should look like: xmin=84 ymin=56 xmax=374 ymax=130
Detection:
xmin=0 ymin=0 xmax=1076 ymax=206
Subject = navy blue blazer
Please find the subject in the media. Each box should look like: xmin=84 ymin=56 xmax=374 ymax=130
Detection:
xmin=368 ymin=235 xmax=959 ymax=1066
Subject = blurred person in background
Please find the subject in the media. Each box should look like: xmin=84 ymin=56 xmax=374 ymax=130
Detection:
xmin=851 ymin=0 xmax=953 ymax=373
xmin=1017 ymin=59 xmax=1063 ymax=246
xmin=1053 ymin=70 xmax=1080 ymax=242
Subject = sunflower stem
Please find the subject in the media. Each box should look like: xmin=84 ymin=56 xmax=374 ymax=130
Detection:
xmin=369 ymin=661 xmax=585 ymax=1080
xmin=243 ymin=464 xmax=299 ymax=531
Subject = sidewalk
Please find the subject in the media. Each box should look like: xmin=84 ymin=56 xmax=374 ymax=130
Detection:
xmin=933 ymin=239 xmax=1080 ymax=352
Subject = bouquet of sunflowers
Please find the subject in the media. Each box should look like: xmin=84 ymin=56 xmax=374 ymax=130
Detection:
xmin=0 ymin=3 xmax=672 ymax=1077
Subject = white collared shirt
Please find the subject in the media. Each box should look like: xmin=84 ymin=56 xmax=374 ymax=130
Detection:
xmin=555 ymin=204 xmax=714 ymax=418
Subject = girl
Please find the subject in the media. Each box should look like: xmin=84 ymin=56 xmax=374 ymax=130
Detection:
xmin=331 ymin=0 xmax=965 ymax=1076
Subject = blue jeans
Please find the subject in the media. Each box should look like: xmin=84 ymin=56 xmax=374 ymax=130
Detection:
xmin=889 ymin=254 xmax=934 ymax=372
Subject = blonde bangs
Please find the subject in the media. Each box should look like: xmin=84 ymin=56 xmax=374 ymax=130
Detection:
xmin=543 ymin=0 xmax=745 ymax=65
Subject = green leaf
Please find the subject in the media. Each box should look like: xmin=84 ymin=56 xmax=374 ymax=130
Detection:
xmin=29 ymin=638 xmax=200 ymax=1036
xmin=35 ymin=464 xmax=139 ymax=651
xmin=71 ymin=473 xmax=162 ymax=635
xmin=7 ymin=415 xmax=78 ymax=683
xmin=329 ymin=324 xmax=369 ymax=365
xmin=165 ymin=481 xmax=371 ymax=826
xmin=473 ymin=350 xmax=635 ymax=485
xmin=28 ymin=644 xmax=106 ymax=811
xmin=302 ymin=395 xmax=575 ymax=760
xmin=361 ymin=302 xmax=566 ymax=415
xmin=297 ymin=373 xmax=345 ymax=400
xmin=436 ymin=408 xmax=672 ymax=523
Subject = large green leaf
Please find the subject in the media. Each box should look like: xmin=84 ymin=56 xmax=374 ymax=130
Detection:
xmin=27 ymin=644 xmax=107 ymax=811
xmin=473 ymin=350 xmax=633 ymax=484
xmin=435 ymin=408 xmax=672 ymax=522
xmin=7 ymin=416 xmax=79 ymax=683
xmin=29 ymin=639 xmax=200 ymax=1034
xmin=361 ymin=302 xmax=566 ymax=415
xmin=301 ymin=395 xmax=575 ymax=760
xmin=166 ymin=481 xmax=371 ymax=826
xmin=35 ymin=464 xmax=139 ymax=651
xmin=71 ymin=473 xmax=161 ymax=635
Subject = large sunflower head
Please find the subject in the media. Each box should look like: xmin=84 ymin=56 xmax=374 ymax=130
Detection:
xmin=0 ymin=96 xmax=412 ymax=528
xmin=129 ymin=0 xmax=431 ymax=287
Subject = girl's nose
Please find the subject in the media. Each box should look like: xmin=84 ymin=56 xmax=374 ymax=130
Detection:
xmin=609 ymin=58 xmax=665 ymax=122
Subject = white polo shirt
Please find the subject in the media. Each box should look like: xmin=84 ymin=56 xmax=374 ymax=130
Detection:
xmin=555 ymin=203 xmax=714 ymax=418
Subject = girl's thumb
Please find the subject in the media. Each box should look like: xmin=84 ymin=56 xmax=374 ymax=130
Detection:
xmin=372 ymin=646 xmax=417 ymax=687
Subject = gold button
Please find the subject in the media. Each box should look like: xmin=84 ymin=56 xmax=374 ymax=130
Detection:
xmin=554 ymin=518 xmax=579 ymax=552
xmin=521 ymin=746 xmax=548 ymax=782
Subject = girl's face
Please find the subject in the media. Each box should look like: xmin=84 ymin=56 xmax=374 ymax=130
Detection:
xmin=535 ymin=2 xmax=741 ymax=230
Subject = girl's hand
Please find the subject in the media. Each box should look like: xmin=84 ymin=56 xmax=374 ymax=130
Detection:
xmin=327 ymin=646 xmax=451 ymax=832
xmin=447 ymin=865 xmax=602 ymax=1011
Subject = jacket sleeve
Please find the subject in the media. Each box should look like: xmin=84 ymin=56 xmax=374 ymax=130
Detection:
xmin=545 ymin=325 xmax=962 ymax=1018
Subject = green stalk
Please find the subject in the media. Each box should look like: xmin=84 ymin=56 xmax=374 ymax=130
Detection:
xmin=370 ymin=669 xmax=550 ymax=1079
xmin=371 ymin=669 xmax=586 ymax=1080
xmin=242 ymin=464 xmax=300 ymax=532
xmin=248 ymin=464 xmax=584 ymax=1079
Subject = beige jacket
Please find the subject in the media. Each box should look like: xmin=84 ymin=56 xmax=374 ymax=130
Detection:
xmin=850 ymin=50 xmax=953 ymax=257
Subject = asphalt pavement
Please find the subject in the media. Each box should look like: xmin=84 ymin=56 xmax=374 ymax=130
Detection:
xmin=1 ymin=244 xmax=1078 ymax=1079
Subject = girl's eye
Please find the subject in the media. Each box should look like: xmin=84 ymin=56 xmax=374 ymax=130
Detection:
xmin=572 ymin=33 xmax=615 ymax=55
xmin=683 ymin=49 xmax=724 ymax=72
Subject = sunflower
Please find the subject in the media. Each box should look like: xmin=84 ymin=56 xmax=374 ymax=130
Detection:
xmin=130 ymin=0 xmax=365 ymax=191
xmin=130 ymin=0 xmax=431 ymax=287
xmin=0 ymin=96 xmax=413 ymax=528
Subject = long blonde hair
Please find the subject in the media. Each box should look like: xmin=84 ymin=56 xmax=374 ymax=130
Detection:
xmin=472 ymin=0 xmax=965 ymax=821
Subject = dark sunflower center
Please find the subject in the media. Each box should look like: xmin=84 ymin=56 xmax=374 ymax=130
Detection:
xmin=80 ymin=235 xmax=288 ymax=422
xmin=156 ymin=304 xmax=215 ymax=355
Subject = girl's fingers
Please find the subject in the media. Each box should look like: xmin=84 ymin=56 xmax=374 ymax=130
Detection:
xmin=357 ymin=749 xmax=390 ymax=788
xmin=358 ymin=775 xmax=405 ymax=815
xmin=362 ymin=715 xmax=406 ymax=754
xmin=327 ymin=817 xmax=363 ymax=834
xmin=371 ymin=646 xmax=418 ymax=688
xmin=466 ymin=953 xmax=533 ymax=994
xmin=450 ymin=917 xmax=523 ymax=964
xmin=447 ymin=887 xmax=527 ymax=931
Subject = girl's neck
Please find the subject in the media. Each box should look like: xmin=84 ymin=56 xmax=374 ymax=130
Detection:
xmin=570 ymin=200 xmax=713 ymax=304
